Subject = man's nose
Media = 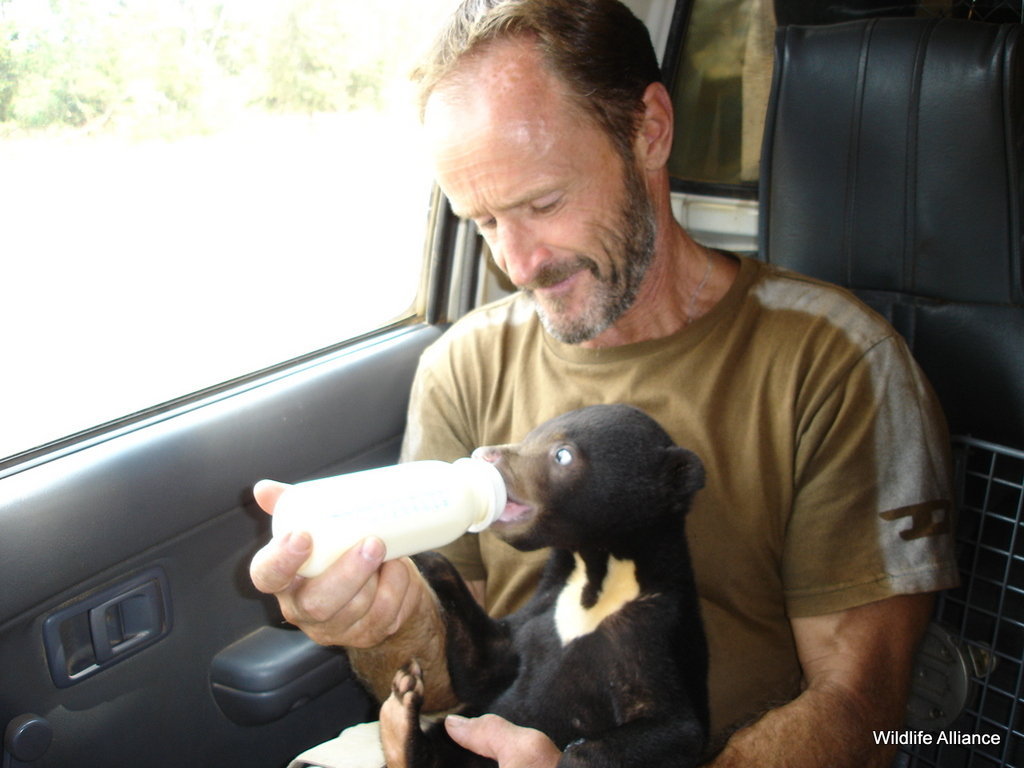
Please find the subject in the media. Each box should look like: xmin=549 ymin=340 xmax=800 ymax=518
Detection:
xmin=490 ymin=220 xmax=549 ymax=288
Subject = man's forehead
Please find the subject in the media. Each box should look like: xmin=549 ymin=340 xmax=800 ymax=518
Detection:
xmin=421 ymin=47 xmax=582 ymax=219
xmin=442 ymin=36 xmax=556 ymax=97
xmin=422 ymin=38 xmax=571 ymax=142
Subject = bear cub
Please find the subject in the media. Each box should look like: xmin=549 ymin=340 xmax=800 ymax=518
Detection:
xmin=383 ymin=404 xmax=708 ymax=767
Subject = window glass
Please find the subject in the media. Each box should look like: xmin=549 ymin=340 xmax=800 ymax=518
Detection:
xmin=668 ymin=0 xmax=773 ymax=186
xmin=666 ymin=0 xmax=1018 ymax=188
xmin=0 ymin=0 xmax=457 ymax=461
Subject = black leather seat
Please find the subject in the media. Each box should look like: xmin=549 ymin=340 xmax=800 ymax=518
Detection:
xmin=757 ymin=19 xmax=1024 ymax=758
xmin=759 ymin=17 xmax=1023 ymax=450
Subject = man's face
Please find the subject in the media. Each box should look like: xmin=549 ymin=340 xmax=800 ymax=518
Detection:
xmin=423 ymin=40 xmax=656 ymax=344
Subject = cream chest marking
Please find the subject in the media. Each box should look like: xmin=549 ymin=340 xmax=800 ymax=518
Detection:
xmin=554 ymin=553 xmax=641 ymax=645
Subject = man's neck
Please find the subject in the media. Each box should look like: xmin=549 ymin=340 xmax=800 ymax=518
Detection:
xmin=579 ymin=221 xmax=737 ymax=349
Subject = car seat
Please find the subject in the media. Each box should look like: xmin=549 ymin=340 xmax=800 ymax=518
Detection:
xmin=759 ymin=17 xmax=1023 ymax=765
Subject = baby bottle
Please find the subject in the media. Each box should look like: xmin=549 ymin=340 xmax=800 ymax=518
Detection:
xmin=265 ymin=458 xmax=506 ymax=577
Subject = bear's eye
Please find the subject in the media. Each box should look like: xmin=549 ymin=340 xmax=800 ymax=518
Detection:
xmin=554 ymin=447 xmax=574 ymax=466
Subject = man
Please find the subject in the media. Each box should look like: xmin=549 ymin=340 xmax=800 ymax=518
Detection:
xmin=251 ymin=1 xmax=958 ymax=765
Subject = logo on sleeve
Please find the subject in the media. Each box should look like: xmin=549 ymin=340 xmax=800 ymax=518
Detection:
xmin=879 ymin=500 xmax=952 ymax=541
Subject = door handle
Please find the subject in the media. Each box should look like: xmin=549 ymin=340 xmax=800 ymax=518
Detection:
xmin=87 ymin=578 xmax=165 ymax=663
xmin=43 ymin=567 xmax=172 ymax=687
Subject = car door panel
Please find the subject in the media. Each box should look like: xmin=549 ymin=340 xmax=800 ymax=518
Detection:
xmin=0 ymin=323 xmax=442 ymax=768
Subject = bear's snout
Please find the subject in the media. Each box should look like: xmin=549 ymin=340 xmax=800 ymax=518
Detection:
xmin=472 ymin=445 xmax=503 ymax=464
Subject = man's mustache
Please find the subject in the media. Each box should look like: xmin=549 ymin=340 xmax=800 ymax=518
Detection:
xmin=523 ymin=256 xmax=600 ymax=292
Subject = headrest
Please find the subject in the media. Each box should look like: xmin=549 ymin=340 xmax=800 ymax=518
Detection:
xmin=759 ymin=18 xmax=1023 ymax=306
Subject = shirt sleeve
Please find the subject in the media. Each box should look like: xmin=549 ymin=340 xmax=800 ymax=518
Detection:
xmin=782 ymin=335 xmax=960 ymax=617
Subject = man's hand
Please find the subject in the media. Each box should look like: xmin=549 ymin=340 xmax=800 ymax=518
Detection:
xmin=445 ymin=714 xmax=561 ymax=768
xmin=249 ymin=480 xmax=457 ymax=707
xmin=249 ymin=479 xmax=425 ymax=648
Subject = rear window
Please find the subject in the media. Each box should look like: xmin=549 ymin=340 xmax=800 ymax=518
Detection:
xmin=666 ymin=0 xmax=1024 ymax=192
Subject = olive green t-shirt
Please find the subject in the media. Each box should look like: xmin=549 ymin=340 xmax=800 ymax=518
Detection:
xmin=400 ymin=255 xmax=958 ymax=739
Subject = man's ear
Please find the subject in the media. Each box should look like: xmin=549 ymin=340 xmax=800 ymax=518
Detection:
xmin=665 ymin=446 xmax=706 ymax=494
xmin=635 ymin=81 xmax=674 ymax=171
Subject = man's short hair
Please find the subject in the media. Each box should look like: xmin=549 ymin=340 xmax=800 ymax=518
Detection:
xmin=412 ymin=0 xmax=662 ymax=160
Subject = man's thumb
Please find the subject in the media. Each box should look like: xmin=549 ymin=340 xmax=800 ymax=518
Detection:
xmin=444 ymin=714 xmax=562 ymax=768
xmin=445 ymin=714 xmax=498 ymax=757
xmin=253 ymin=479 xmax=290 ymax=514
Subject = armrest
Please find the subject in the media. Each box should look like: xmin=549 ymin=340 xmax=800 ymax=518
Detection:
xmin=211 ymin=626 xmax=350 ymax=726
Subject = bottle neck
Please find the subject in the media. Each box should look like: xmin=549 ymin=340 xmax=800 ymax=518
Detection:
xmin=452 ymin=457 xmax=507 ymax=531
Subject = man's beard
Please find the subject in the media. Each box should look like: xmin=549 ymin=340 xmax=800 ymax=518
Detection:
xmin=525 ymin=159 xmax=656 ymax=345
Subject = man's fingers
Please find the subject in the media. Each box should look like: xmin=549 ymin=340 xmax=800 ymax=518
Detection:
xmin=445 ymin=714 xmax=497 ymax=758
xmin=249 ymin=530 xmax=312 ymax=594
xmin=289 ymin=539 xmax=386 ymax=624
xmin=301 ymin=554 xmax=413 ymax=646
xmin=253 ymin=479 xmax=290 ymax=514
xmin=445 ymin=714 xmax=561 ymax=768
xmin=249 ymin=534 xmax=413 ymax=648
xmin=247 ymin=473 xmax=422 ymax=649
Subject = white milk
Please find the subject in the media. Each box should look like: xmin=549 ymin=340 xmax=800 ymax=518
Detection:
xmin=267 ymin=459 xmax=506 ymax=577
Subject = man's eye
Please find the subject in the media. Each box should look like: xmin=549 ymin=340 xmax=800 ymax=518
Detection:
xmin=532 ymin=195 xmax=561 ymax=215
xmin=475 ymin=217 xmax=496 ymax=231
xmin=554 ymin=447 xmax=574 ymax=466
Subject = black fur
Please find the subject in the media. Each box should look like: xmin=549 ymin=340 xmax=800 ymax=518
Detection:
xmin=395 ymin=404 xmax=708 ymax=767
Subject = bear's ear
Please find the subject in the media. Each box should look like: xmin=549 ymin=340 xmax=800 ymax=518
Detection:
xmin=664 ymin=446 xmax=705 ymax=493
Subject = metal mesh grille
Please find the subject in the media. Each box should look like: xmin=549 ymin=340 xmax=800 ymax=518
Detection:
xmin=948 ymin=1 xmax=1024 ymax=22
xmin=900 ymin=438 xmax=1024 ymax=767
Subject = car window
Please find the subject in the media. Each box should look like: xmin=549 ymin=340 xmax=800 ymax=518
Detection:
xmin=0 ymin=0 xmax=457 ymax=462
xmin=666 ymin=0 xmax=1023 ymax=191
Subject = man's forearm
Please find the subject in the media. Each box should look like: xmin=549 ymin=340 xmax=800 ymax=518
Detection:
xmin=346 ymin=567 xmax=460 ymax=712
xmin=708 ymin=594 xmax=933 ymax=767
xmin=707 ymin=682 xmax=898 ymax=768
